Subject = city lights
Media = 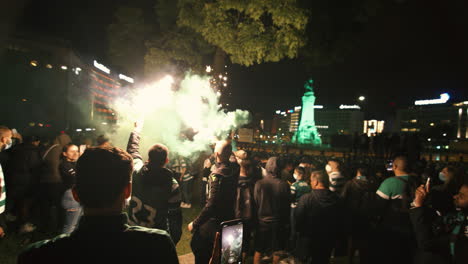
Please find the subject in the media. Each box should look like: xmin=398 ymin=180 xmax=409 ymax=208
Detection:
xmin=119 ymin=74 xmax=134 ymax=83
xmin=61 ymin=65 xmax=67 ymax=70
xmin=46 ymin=64 xmax=52 ymax=69
xmin=358 ymin=96 xmax=365 ymax=101
xmin=93 ymin=60 xmax=110 ymax=74
xmin=339 ymin=105 xmax=361 ymax=110
xmin=414 ymin=93 xmax=450 ymax=105
xmin=30 ymin=60 xmax=38 ymax=67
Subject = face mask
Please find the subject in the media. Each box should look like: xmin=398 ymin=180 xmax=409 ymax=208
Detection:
xmin=325 ymin=164 xmax=332 ymax=173
xmin=293 ymin=174 xmax=299 ymax=180
xmin=3 ymin=139 xmax=12 ymax=150
xmin=438 ymin=172 xmax=446 ymax=182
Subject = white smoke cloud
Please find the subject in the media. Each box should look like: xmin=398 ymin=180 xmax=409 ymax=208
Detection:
xmin=109 ymin=73 xmax=250 ymax=159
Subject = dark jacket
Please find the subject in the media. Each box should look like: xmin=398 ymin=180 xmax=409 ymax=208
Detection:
xmin=17 ymin=214 xmax=179 ymax=264
xmin=5 ymin=143 xmax=41 ymax=186
xmin=126 ymin=131 xmax=173 ymax=231
xmin=235 ymin=175 xmax=257 ymax=226
xmin=295 ymin=189 xmax=344 ymax=239
xmin=342 ymin=178 xmax=374 ymax=235
xmin=254 ymin=157 xmax=290 ymax=230
xmin=410 ymin=207 xmax=468 ymax=264
xmin=192 ymin=161 xmax=238 ymax=230
xmin=59 ymin=160 xmax=76 ymax=190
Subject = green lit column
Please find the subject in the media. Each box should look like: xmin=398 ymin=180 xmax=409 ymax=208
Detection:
xmin=292 ymin=79 xmax=322 ymax=145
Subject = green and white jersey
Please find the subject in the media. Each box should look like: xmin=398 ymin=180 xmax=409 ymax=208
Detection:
xmin=172 ymin=157 xmax=193 ymax=182
xmin=291 ymin=180 xmax=311 ymax=206
xmin=376 ymin=175 xmax=410 ymax=200
xmin=0 ymin=163 xmax=6 ymax=214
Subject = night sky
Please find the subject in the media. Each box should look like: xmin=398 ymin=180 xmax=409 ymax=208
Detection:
xmin=4 ymin=0 xmax=468 ymax=119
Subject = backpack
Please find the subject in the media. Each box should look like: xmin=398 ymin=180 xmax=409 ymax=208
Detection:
xmin=394 ymin=176 xmax=421 ymax=212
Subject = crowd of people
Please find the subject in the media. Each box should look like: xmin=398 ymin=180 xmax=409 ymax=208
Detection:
xmin=0 ymin=124 xmax=467 ymax=264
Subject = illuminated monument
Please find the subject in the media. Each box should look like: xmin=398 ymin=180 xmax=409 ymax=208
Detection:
xmin=292 ymin=79 xmax=322 ymax=145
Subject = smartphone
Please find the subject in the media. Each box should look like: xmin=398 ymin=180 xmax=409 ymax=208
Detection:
xmin=386 ymin=160 xmax=393 ymax=171
xmin=220 ymin=219 xmax=243 ymax=264
xmin=425 ymin=177 xmax=431 ymax=189
xmin=79 ymin=144 xmax=87 ymax=155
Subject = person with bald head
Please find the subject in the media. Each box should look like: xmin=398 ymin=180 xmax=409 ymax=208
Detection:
xmin=189 ymin=139 xmax=239 ymax=264
xmin=371 ymin=156 xmax=420 ymax=264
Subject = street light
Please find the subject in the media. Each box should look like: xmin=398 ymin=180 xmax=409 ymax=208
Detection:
xmin=358 ymin=96 xmax=365 ymax=101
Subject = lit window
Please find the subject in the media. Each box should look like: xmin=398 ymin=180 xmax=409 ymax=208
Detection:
xmin=430 ymin=123 xmax=434 ymax=126
xmin=410 ymin=119 xmax=417 ymax=123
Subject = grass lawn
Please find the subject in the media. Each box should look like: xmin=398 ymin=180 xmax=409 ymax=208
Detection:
xmin=176 ymin=205 xmax=201 ymax=255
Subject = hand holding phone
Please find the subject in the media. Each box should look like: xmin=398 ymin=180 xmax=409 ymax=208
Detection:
xmin=425 ymin=177 xmax=431 ymax=192
xmin=220 ymin=219 xmax=243 ymax=264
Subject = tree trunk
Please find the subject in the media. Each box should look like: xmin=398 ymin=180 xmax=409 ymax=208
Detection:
xmin=212 ymin=47 xmax=226 ymax=79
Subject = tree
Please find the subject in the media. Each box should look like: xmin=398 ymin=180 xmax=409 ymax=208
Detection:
xmin=108 ymin=1 xmax=213 ymax=79
xmin=177 ymin=0 xmax=308 ymax=75
xmin=108 ymin=7 xmax=150 ymax=77
xmin=144 ymin=0 xmax=213 ymax=79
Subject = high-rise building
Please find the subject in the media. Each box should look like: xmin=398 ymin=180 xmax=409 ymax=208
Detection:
xmin=395 ymin=100 xmax=468 ymax=140
xmin=1 ymin=34 xmax=134 ymax=132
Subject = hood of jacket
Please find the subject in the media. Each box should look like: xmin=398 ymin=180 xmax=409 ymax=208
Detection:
xmin=54 ymin=134 xmax=72 ymax=147
xmin=311 ymin=189 xmax=340 ymax=208
xmin=212 ymin=162 xmax=236 ymax=178
xmin=265 ymin=157 xmax=281 ymax=178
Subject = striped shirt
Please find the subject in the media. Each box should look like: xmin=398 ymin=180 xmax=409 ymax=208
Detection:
xmin=329 ymin=171 xmax=345 ymax=193
xmin=172 ymin=157 xmax=193 ymax=182
xmin=0 ymin=163 xmax=6 ymax=214
xmin=376 ymin=175 xmax=410 ymax=200
xmin=291 ymin=180 xmax=311 ymax=207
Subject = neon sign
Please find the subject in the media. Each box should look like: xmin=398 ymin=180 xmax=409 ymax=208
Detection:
xmin=93 ymin=60 xmax=110 ymax=74
xmin=414 ymin=93 xmax=450 ymax=105
xmin=119 ymin=74 xmax=134 ymax=83
xmin=339 ymin=105 xmax=361 ymax=109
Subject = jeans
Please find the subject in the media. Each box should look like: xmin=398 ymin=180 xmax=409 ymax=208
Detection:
xmin=181 ymin=179 xmax=193 ymax=204
xmin=61 ymin=189 xmax=82 ymax=234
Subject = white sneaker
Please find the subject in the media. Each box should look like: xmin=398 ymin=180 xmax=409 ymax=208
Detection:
xmin=19 ymin=223 xmax=36 ymax=234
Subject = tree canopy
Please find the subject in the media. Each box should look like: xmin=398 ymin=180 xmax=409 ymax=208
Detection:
xmin=108 ymin=0 xmax=308 ymax=78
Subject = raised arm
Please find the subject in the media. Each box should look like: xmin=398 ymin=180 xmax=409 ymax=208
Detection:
xmin=127 ymin=122 xmax=144 ymax=173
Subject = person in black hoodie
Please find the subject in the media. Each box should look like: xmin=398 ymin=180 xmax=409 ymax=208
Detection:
xmin=295 ymin=170 xmax=345 ymax=264
xmin=126 ymin=123 xmax=174 ymax=234
xmin=5 ymin=135 xmax=41 ymax=233
xmin=188 ymin=139 xmax=238 ymax=264
xmin=234 ymin=150 xmax=259 ymax=262
xmin=342 ymin=167 xmax=375 ymax=264
xmin=253 ymin=156 xmax=290 ymax=264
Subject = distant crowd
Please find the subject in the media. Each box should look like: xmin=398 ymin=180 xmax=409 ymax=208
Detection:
xmin=0 ymin=124 xmax=466 ymax=264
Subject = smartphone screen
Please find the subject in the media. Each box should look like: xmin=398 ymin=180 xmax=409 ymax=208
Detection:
xmin=220 ymin=220 xmax=243 ymax=264
xmin=79 ymin=145 xmax=87 ymax=155
xmin=386 ymin=161 xmax=393 ymax=171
